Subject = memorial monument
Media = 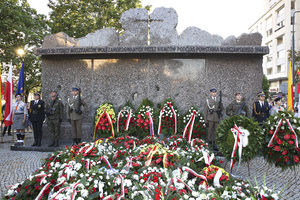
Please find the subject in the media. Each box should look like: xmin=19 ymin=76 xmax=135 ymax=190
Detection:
xmin=35 ymin=7 xmax=268 ymax=140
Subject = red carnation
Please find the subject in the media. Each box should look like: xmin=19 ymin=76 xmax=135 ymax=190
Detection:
xmin=35 ymin=186 xmax=40 ymax=190
xmin=276 ymin=139 xmax=283 ymax=144
xmin=282 ymin=150 xmax=287 ymax=155
xmin=294 ymin=155 xmax=299 ymax=163
xmin=288 ymin=141 xmax=294 ymax=145
xmin=284 ymin=156 xmax=289 ymax=163
xmin=25 ymin=185 xmax=29 ymax=189
xmin=284 ymin=134 xmax=290 ymax=140
xmin=296 ymin=148 xmax=300 ymax=152
xmin=274 ymin=146 xmax=281 ymax=151
xmin=44 ymin=188 xmax=50 ymax=195
xmin=269 ymin=130 xmax=274 ymax=134
xmin=156 ymin=158 xmax=161 ymax=163
xmin=26 ymin=190 xmax=31 ymax=195
xmin=35 ymin=178 xmax=40 ymax=183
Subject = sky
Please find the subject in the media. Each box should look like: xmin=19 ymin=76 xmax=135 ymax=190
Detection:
xmin=27 ymin=0 xmax=264 ymax=39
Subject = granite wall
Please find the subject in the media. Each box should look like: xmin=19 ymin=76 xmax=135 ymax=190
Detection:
xmin=36 ymin=7 xmax=268 ymax=140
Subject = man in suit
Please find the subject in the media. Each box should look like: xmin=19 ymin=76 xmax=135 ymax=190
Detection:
xmin=253 ymin=91 xmax=270 ymax=124
xmin=66 ymin=86 xmax=87 ymax=145
xmin=28 ymin=92 xmax=45 ymax=147
xmin=46 ymin=89 xmax=64 ymax=147
xmin=204 ymin=88 xmax=223 ymax=150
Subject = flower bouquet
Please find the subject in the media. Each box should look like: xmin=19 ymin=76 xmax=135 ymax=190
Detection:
xmin=182 ymin=107 xmax=207 ymax=141
xmin=116 ymin=105 xmax=136 ymax=136
xmin=136 ymin=105 xmax=155 ymax=139
xmin=157 ymin=99 xmax=180 ymax=137
xmin=263 ymin=111 xmax=300 ymax=170
xmin=94 ymin=103 xmax=116 ymax=139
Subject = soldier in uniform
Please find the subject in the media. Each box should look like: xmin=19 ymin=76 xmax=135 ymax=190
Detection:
xmin=45 ymin=89 xmax=64 ymax=147
xmin=204 ymin=88 xmax=223 ymax=149
xmin=66 ymin=86 xmax=87 ymax=145
xmin=226 ymin=92 xmax=248 ymax=117
xmin=28 ymin=92 xmax=45 ymax=147
xmin=270 ymin=97 xmax=284 ymax=115
xmin=12 ymin=94 xmax=27 ymax=146
xmin=252 ymin=91 xmax=270 ymax=123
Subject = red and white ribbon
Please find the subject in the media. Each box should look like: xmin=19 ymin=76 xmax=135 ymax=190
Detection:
xmin=35 ymin=182 xmax=51 ymax=200
xmin=182 ymin=166 xmax=207 ymax=185
xmin=230 ymin=124 xmax=247 ymax=173
xmin=268 ymin=119 xmax=298 ymax=148
xmin=117 ymin=108 xmax=132 ymax=133
xmin=197 ymin=150 xmax=214 ymax=166
xmin=97 ymin=156 xmax=112 ymax=169
xmin=70 ymin=182 xmax=83 ymax=200
xmin=183 ymin=111 xmax=196 ymax=142
xmin=145 ymin=111 xmax=155 ymax=137
xmin=52 ymin=186 xmax=70 ymax=200
xmin=117 ymin=109 xmax=124 ymax=133
xmin=157 ymin=103 xmax=177 ymax=135
xmin=213 ymin=168 xmax=223 ymax=187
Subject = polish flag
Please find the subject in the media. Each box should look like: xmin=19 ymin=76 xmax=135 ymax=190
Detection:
xmin=4 ymin=64 xmax=14 ymax=127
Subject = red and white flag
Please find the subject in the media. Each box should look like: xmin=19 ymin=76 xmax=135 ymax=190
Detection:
xmin=4 ymin=63 xmax=14 ymax=127
xmin=297 ymin=70 xmax=300 ymax=118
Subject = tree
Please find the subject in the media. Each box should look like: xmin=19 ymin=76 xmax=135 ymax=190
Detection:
xmin=0 ymin=0 xmax=49 ymax=100
xmin=262 ymin=74 xmax=270 ymax=99
xmin=48 ymin=0 xmax=151 ymax=38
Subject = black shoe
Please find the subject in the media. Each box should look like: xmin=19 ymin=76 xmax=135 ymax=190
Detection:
xmin=213 ymin=144 xmax=219 ymax=151
xmin=8 ymin=133 xmax=12 ymax=136
xmin=54 ymin=140 xmax=59 ymax=147
xmin=31 ymin=141 xmax=37 ymax=147
xmin=48 ymin=142 xmax=55 ymax=147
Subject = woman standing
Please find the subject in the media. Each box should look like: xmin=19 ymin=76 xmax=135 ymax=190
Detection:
xmin=13 ymin=94 xmax=27 ymax=146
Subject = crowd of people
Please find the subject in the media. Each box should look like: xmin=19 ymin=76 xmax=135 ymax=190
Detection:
xmin=1 ymin=86 xmax=87 ymax=147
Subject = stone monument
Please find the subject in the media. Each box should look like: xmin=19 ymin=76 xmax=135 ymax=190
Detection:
xmin=35 ymin=7 xmax=268 ymax=140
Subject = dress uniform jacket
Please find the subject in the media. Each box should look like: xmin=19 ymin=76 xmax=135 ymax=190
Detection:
xmin=28 ymin=100 xmax=45 ymax=122
xmin=252 ymin=101 xmax=270 ymax=123
xmin=67 ymin=95 xmax=87 ymax=120
xmin=204 ymin=97 xmax=223 ymax=122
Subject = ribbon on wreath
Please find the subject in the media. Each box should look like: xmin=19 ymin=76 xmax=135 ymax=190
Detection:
xmin=145 ymin=145 xmax=158 ymax=166
xmin=117 ymin=108 xmax=132 ymax=133
xmin=183 ymin=111 xmax=196 ymax=142
xmin=182 ymin=166 xmax=207 ymax=185
xmin=35 ymin=182 xmax=52 ymax=200
xmin=94 ymin=108 xmax=115 ymax=140
xmin=157 ymin=102 xmax=177 ymax=135
xmin=145 ymin=111 xmax=155 ymax=137
xmin=97 ymin=156 xmax=113 ymax=169
xmin=196 ymin=150 xmax=214 ymax=166
xmin=230 ymin=124 xmax=248 ymax=173
xmin=70 ymin=182 xmax=83 ymax=200
xmin=268 ymin=119 xmax=299 ymax=148
xmin=51 ymin=186 xmax=70 ymax=200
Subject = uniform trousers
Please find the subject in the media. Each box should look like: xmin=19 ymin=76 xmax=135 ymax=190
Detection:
xmin=207 ymin=121 xmax=218 ymax=142
xmin=31 ymin=121 xmax=43 ymax=141
xmin=47 ymin=119 xmax=60 ymax=140
xmin=71 ymin=119 xmax=82 ymax=138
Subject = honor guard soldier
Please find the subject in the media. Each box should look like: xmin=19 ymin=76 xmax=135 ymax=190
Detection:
xmin=270 ymin=97 xmax=284 ymax=115
xmin=253 ymin=91 xmax=270 ymax=123
xmin=204 ymin=88 xmax=223 ymax=150
xmin=226 ymin=92 xmax=248 ymax=117
xmin=45 ymin=89 xmax=64 ymax=147
xmin=12 ymin=94 xmax=27 ymax=146
xmin=28 ymin=92 xmax=45 ymax=147
xmin=67 ymin=86 xmax=87 ymax=145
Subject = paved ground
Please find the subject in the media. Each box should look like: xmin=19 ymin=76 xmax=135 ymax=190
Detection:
xmin=0 ymin=133 xmax=299 ymax=199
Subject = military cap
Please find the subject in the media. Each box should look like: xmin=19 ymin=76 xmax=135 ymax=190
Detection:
xmin=72 ymin=86 xmax=80 ymax=91
xmin=210 ymin=88 xmax=217 ymax=92
xmin=235 ymin=92 xmax=241 ymax=96
xmin=34 ymin=91 xmax=40 ymax=96
xmin=257 ymin=91 xmax=265 ymax=97
xmin=50 ymin=89 xmax=57 ymax=93
xmin=274 ymin=97 xmax=281 ymax=102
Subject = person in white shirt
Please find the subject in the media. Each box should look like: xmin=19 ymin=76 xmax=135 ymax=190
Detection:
xmin=12 ymin=94 xmax=27 ymax=146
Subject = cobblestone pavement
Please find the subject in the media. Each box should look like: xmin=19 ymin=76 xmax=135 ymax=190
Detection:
xmin=0 ymin=133 xmax=299 ymax=199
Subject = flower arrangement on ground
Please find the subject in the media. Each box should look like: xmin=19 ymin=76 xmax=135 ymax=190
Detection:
xmin=3 ymin=134 xmax=283 ymax=200
xmin=157 ymin=99 xmax=180 ymax=137
xmin=116 ymin=105 xmax=136 ymax=136
xmin=135 ymin=98 xmax=155 ymax=139
xmin=182 ymin=106 xmax=207 ymax=141
xmin=263 ymin=110 xmax=300 ymax=171
xmin=216 ymin=115 xmax=264 ymax=172
xmin=94 ymin=103 xmax=116 ymax=139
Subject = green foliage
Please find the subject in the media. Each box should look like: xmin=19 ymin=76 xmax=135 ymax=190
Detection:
xmin=216 ymin=115 xmax=264 ymax=163
xmin=0 ymin=0 xmax=49 ymax=99
xmin=47 ymin=0 xmax=151 ymax=38
xmin=262 ymin=74 xmax=270 ymax=99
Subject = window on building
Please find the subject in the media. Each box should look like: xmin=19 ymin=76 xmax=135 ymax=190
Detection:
xmin=277 ymin=50 xmax=285 ymax=58
xmin=277 ymin=35 xmax=284 ymax=45
xmin=277 ymin=65 xmax=282 ymax=73
xmin=267 ymin=68 xmax=273 ymax=75
xmin=266 ymin=16 xmax=273 ymax=36
xmin=276 ymin=6 xmax=285 ymax=31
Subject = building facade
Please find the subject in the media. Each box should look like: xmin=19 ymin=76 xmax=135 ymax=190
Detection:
xmin=249 ymin=0 xmax=300 ymax=93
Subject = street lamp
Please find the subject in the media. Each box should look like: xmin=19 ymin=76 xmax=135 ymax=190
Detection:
xmin=292 ymin=11 xmax=300 ymax=85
